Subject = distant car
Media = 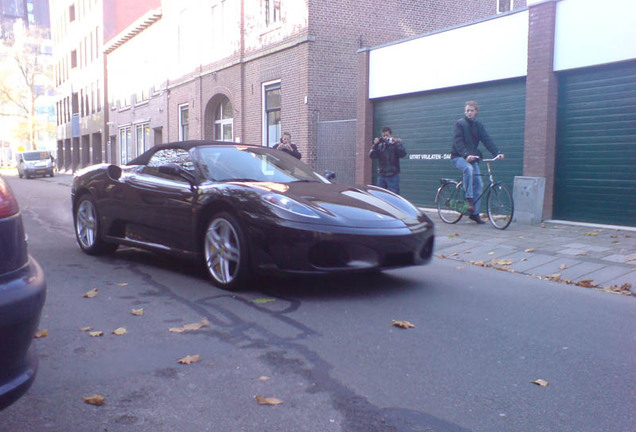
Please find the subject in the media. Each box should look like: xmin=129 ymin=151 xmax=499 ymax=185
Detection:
xmin=17 ymin=151 xmax=54 ymax=179
xmin=0 ymin=174 xmax=46 ymax=410
xmin=71 ymin=141 xmax=434 ymax=290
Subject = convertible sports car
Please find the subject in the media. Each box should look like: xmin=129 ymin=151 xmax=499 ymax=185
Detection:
xmin=71 ymin=141 xmax=434 ymax=290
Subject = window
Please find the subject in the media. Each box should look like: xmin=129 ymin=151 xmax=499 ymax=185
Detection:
xmin=71 ymin=50 xmax=77 ymax=68
xmin=119 ymin=126 xmax=132 ymax=164
xmin=136 ymin=123 xmax=150 ymax=156
xmin=497 ymin=0 xmax=513 ymax=13
xmin=214 ymin=97 xmax=234 ymax=141
xmin=265 ymin=0 xmax=281 ymax=26
xmin=179 ymin=104 xmax=189 ymax=141
xmin=263 ymin=82 xmax=281 ymax=147
xmin=146 ymin=148 xmax=196 ymax=180
xmin=69 ymin=4 xmax=76 ymax=22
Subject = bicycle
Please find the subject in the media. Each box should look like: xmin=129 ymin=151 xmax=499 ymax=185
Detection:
xmin=435 ymin=158 xmax=514 ymax=230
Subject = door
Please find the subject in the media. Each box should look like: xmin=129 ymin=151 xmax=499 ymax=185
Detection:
xmin=555 ymin=61 xmax=636 ymax=226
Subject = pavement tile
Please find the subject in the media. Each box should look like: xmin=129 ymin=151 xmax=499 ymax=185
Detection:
xmin=557 ymin=248 xmax=591 ymax=256
xmin=602 ymin=254 xmax=636 ymax=266
xmin=602 ymin=271 xmax=636 ymax=289
xmin=508 ymin=254 xmax=560 ymax=273
xmin=521 ymin=257 xmax=582 ymax=277
xmin=558 ymin=262 xmax=607 ymax=281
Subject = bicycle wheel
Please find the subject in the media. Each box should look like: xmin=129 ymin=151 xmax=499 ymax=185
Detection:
xmin=487 ymin=183 xmax=514 ymax=230
xmin=436 ymin=182 xmax=464 ymax=224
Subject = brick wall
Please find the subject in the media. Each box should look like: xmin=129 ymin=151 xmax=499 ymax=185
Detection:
xmin=523 ymin=0 xmax=558 ymax=219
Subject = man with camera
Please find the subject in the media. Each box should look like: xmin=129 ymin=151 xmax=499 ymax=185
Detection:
xmin=369 ymin=126 xmax=407 ymax=194
xmin=273 ymin=132 xmax=302 ymax=159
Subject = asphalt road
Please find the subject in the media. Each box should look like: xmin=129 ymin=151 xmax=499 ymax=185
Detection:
xmin=2 ymin=173 xmax=635 ymax=432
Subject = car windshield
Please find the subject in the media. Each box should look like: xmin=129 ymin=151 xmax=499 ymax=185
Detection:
xmin=194 ymin=146 xmax=328 ymax=183
xmin=22 ymin=151 xmax=49 ymax=161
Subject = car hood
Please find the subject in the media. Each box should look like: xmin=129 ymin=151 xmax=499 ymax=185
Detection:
xmin=228 ymin=181 xmax=428 ymax=229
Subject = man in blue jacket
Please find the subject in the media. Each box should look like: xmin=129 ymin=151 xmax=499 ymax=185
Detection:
xmin=451 ymin=101 xmax=504 ymax=224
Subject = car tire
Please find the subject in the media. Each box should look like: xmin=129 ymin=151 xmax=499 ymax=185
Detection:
xmin=74 ymin=194 xmax=118 ymax=255
xmin=203 ymin=212 xmax=249 ymax=290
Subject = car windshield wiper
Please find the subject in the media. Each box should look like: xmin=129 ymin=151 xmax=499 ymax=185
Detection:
xmin=289 ymin=179 xmax=320 ymax=183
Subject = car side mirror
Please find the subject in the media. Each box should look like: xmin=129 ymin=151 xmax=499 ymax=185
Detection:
xmin=324 ymin=170 xmax=336 ymax=181
xmin=107 ymin=164 xmax=122 ymax=181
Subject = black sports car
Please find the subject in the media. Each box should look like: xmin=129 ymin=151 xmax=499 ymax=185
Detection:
xmin=71 ymin=141 xmax=434 ymax=290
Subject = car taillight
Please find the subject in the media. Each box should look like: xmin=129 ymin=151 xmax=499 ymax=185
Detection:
xmin=0 ymin=177 xmax=19 ymax=218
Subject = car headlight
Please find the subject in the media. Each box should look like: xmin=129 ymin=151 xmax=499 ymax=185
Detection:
xmin=262 ymin=193 xmax=320 ymax=218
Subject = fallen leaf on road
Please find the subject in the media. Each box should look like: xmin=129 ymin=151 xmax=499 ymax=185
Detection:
xmin=575 ymin=251 xmax=588 ymax=256
xmin=488 ymin=252 xmax=495 ymax=255
xmin=34 ymin=329 xmax=48 ymax=339
xmin=531 ymin=379 xmax=549 ymax=387
xmin=170 ymin=317 xmax=210 ymax=333
xmin=583 ymin=232 xmax=598 ymax=236
xmin=83 ymin=394 xmax=106 ymax=406
xmin=117 ymin=282 xmax=128 ymax=286
xmin=256 ymin=395 xmax=284 ymax=405
xmin=79 ymin=326 xmax=92 ymax=332
xmin=131 ymin=308 xmax=144 ymax=316
xmin=83 ymin=288 xmax=99 ymax=298
xmin=576 ymin=279 xmax=598 ymax=288
xmin=392 ymin=320 xmax=415 ymax=329
xmin=524 ymin=248 xmax=535 ymax=253
xmin=253 ymin=298 xmax=276 ymax=304
xmin=178 ymin=354 xmax=201 ymax=365
xmin=259 ymin=376 xmax=271 ymax=381
xmin=470 ymin=260 xmax=490 ymax=267
xmin=491 ymin=258 xmax=513 ymax=266
xmin=112 ymin=327 xmax=127 ymax=335
xmin=89 ymin=331 xmax=104 ymax=337
xmin=559 ymin=264 xmax=568 ymax=270
xmin=546 ymin=273 xmax=562 ymax=282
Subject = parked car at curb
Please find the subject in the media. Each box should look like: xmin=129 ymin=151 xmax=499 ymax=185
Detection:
xmin=71 ymin=140 xmax=434 ymax=290
xmin=17 ymin=151 xmax=54 ymax=179
xmin=0 ymin=174 xmax=47 ymax=410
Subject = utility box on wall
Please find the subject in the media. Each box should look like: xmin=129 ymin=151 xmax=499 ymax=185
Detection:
xmin=513 ymin=176 xmax=546 ymax=225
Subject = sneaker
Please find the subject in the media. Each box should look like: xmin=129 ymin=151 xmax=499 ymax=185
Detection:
xmin=469 ymin=214 xmax=486 ymax=224
xmin=465 ymin=198 xmax=475 ymax=212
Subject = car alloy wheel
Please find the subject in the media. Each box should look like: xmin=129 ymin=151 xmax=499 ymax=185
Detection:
xmin=74 ymin=195 xmax=117 ymax=255
xmin=204 ymin=212 xmax=247 ymax=290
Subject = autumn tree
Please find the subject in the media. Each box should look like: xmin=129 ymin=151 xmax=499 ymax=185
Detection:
xmin=0 ymin=23 xmax=55 ymax=151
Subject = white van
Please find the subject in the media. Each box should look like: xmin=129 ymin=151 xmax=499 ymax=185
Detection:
xmin=17 ymin=151 xmax=54 ymax=179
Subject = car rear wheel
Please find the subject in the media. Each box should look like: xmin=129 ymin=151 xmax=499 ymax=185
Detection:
xmin=74 ymin=195 xmax=118 ymax=255
xmin=204 ymin=212 xmax=249 ymax=290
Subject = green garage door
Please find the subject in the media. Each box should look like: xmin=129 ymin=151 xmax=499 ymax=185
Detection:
xmin=373 ymin=79 xmax=525 ymax=208
xmin=555 ymin=61 xmax=636 ymax=226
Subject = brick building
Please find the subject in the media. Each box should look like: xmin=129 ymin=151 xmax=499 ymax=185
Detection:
xmin=358 ymin=0 xmax=636 ymax=226
xmin=52 ymin=0 xmax=522 ymax=183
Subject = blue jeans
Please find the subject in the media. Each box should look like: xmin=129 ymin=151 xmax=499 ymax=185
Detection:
xmin=377 ymin=174 xmax=400 ymax=194
xmin=452 ymin=157 xmax=482 ymax=215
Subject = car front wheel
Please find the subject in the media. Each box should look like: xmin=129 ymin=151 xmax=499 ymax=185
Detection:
xmin=204 ymin=212 xmax=249 ymax=290
xmin=74 ymin=195 xmax=118 ymax=255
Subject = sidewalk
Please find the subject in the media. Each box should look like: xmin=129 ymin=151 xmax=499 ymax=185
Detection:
xmin=426 ymin=209 xmax=636 ymax=296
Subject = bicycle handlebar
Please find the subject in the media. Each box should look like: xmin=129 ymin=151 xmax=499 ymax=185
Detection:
xmin=480 ymin=157 xmax=503 ymax=162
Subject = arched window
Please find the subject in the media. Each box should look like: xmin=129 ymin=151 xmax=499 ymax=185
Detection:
xmin=214 ymin=97 xmax=233 ymax=141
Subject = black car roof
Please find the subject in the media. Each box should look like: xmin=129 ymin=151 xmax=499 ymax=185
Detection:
xmin=126 ymin=140 xmax=261 ymax=166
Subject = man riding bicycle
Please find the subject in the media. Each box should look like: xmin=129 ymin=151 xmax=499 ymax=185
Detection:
xmin=451 ymin=100 xmax=505 ymax=224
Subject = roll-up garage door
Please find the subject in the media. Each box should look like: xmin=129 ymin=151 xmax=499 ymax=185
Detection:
xmin=373 ymin=78 xmax=525 ymax=208
xmin=555 ymin=61 xmax=636 ymax=226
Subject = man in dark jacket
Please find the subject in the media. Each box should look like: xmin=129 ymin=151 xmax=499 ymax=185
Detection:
xmin=273 ymin=132 xmax=302 ymax=159
xmin=369 ymin=126 xmax=407 ymax=194
xmin=451 ymin=101 xmax=504 ymax=224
